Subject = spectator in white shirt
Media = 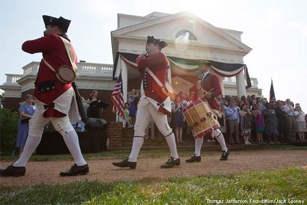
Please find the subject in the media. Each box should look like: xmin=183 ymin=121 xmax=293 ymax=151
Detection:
xmin=283 ymin=98 xmax=297 ymax=142
xmin=294 ymin=103 xmax=306 ymax=142
xmin=226 ymin=100 xmax=240 ymax=145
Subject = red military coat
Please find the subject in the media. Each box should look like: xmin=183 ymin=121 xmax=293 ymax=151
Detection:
xmin=136 ymin=52 xmax=170 ymax=114
xmin=200 ymin=73 xmax=222 ymax=110
xmin=22 ymin=34 xmax=76 ymax=118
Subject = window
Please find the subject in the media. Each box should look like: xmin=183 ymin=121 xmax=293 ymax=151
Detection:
xmin=175 ymin=30 xmax=197 ymax=41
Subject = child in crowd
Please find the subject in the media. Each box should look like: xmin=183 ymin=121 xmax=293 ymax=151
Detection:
xmin=123 ymin=103 xmax=133 ymax=128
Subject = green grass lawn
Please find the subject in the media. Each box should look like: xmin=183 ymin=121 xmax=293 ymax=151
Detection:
xmin=0 ymin=168 xmax=306 ymax=205
xmin=0 ymin=145 xmax=306 ymax=205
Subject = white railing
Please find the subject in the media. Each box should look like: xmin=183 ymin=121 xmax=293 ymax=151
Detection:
xmin=77 ymin=62 xmax=113 ymax=77
xmin=3 ymin=62 xmax=258 ymax=89
xmin=2 ymin=62 xmax=113 ymax=86
xmin=23 ymin=62 xmax=39 ymax=76
xmin=3 ymin=74 xmax=23 ymax=85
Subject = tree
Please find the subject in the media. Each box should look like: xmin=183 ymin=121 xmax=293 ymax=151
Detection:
xmin=0 ymin=108 xmax=18 ymax=155
xmin=0 ymin=92 xmax=4 ymax=108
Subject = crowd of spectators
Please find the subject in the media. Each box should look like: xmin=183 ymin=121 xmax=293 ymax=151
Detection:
xmin=125 ymin=89 xmax=307 ymax=145
xmin=219 ymin=95 xmax=306 ymax=144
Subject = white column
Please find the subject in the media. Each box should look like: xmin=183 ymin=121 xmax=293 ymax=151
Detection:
xmin=120 ymin=58 xmax=128 ymax=103
xmin=114 ymin=57 xmax=128 ymax=124
xmin=236 ymin=70 xmax=246 ymax=97
xmin=219 ymin=76 xmax=225 ymax=97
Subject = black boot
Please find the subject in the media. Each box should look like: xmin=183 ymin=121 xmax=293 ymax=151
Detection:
xmin=0 ymin=165 xmax=26 ymax=177
xmin=185 ymin=154 xmax=201 ymax=163
xmin=220 ymin=150 xmax=229 ymax=161
xmin=160 ymin=157 xmax=180 ymax=168
xmin=60 ymin=164 xmax=89 ymax=176
xmin=112 ymin=158 xmax=137 ymax=169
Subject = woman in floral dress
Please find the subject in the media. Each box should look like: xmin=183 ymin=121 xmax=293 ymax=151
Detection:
xmin=263 ymin=102 xmax=279 ymax=144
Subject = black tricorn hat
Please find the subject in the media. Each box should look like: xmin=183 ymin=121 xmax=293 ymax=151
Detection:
xmin=42 ymin=15 xmax=71 ymax=32
xmin=146 ymin=36 xmax=167 ymax=49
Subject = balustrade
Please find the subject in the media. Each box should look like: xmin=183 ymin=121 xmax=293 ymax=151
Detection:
xmin=3 ymin=62 xmax=113 ymax=85
xmin=2 ymin=62 xmax=258 ymax=90
xmin=3 ymin=74 xmax=22 ymax=85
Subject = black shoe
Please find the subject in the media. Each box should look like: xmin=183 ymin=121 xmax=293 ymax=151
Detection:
xmin=112 ymin=158 xmax=136 ymax=169
xmin=161 ymin=157 xmax=180 ymax=168
xmin=60 ymin=164 xmax=89 ymax=177
xmin=220 ymin=150 xmax=229 ymax=161
xmin=185 ymin=155 xmax=201 ymax=163
xmin=0 ymin=165 xmax=26 ymax=177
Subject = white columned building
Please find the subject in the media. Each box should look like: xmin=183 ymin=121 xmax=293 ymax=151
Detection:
xmin=111 ymin=11 xmax=254 ymax=99
xmin=0 ymin=11 xmax=262 ymax=114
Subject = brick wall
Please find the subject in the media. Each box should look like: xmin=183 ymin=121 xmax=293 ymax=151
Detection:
xmin=107 ymin=121 xmax=123 ymax=150
xmin=3 ymin=98 xmax=20 ymax=112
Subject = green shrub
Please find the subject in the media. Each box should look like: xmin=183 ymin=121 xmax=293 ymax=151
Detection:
xmin=0 ymin=108 xmax=18 ymax=155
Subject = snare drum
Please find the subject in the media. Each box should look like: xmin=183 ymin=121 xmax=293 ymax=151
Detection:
xmin=183 ymin=99 xmax=220 ymax=138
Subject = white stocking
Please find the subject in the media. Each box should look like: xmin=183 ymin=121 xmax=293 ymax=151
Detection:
xmin=195 ymin=138 xmax=204 ymax=156
xmin=165 ymin=133 xmax=179 ymax=159
xmin=214 ymin=130 xmax=228 ymax=152
xmin=13 ymin=135 xmax=41 ymax=167
xmin=62 ymin=130 xmax=86 ymax=166
xmin=129 ymin=137 xmax=144 ymax=162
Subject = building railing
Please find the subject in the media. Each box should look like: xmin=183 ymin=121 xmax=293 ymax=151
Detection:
xmin=21 ymin=61 xmax=114 ymax=77
xmin=77 ymin=62 xmax=113 ymax=76
xmin=2 ymin=61 xmax=114 ymax=85
xmin=2 ymin=62 xmax=258 ymax=88
xmin=2 ymin=74 xmax=23 ymax=86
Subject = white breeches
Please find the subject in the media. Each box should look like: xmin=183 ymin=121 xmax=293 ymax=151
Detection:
xmin=134 ymin=97 xmax=172 ymax=137
xmin=29 ymin=109 xmax=74 ymax=137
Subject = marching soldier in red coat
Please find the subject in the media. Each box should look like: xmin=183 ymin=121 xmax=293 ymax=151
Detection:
xmin=186 ymin=61 xmax=229 ymax=163
xmin=113 ymin=36 xmax=180 ymax=169
xmin=0 ymin=15 xmax=89 ymax=177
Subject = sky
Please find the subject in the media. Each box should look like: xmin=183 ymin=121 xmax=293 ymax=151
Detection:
xmin=1 ymin=0 xmax=307 ymax=110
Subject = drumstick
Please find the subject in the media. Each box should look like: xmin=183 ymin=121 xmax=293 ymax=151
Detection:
xmin=200 ymin=88 xmax=214 ymax=99
xmin=202 ymin=88 xmax=214 ymax=95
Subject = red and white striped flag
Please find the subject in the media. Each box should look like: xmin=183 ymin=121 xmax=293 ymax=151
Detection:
xmin=111 ymin=73 xmax=125 ymax=119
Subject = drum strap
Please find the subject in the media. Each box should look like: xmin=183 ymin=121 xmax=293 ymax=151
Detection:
xmin=43 ymin=58 xmax=56 ymax=72
xmin=146 ymin=68 xmax=163 ymax=87
xmin=59 ymin=37 xmax=78 ymax=72
xmin=145 ymin=68 xmax=174 ymax=94
xmin=43 ymin=37 xmax=77 ymax=75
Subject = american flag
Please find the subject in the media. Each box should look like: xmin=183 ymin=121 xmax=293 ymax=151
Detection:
xmin=111 ymin=73 xmax=125 ymax=119
xmin=269 ymin=78 xmax=276 ymax=102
